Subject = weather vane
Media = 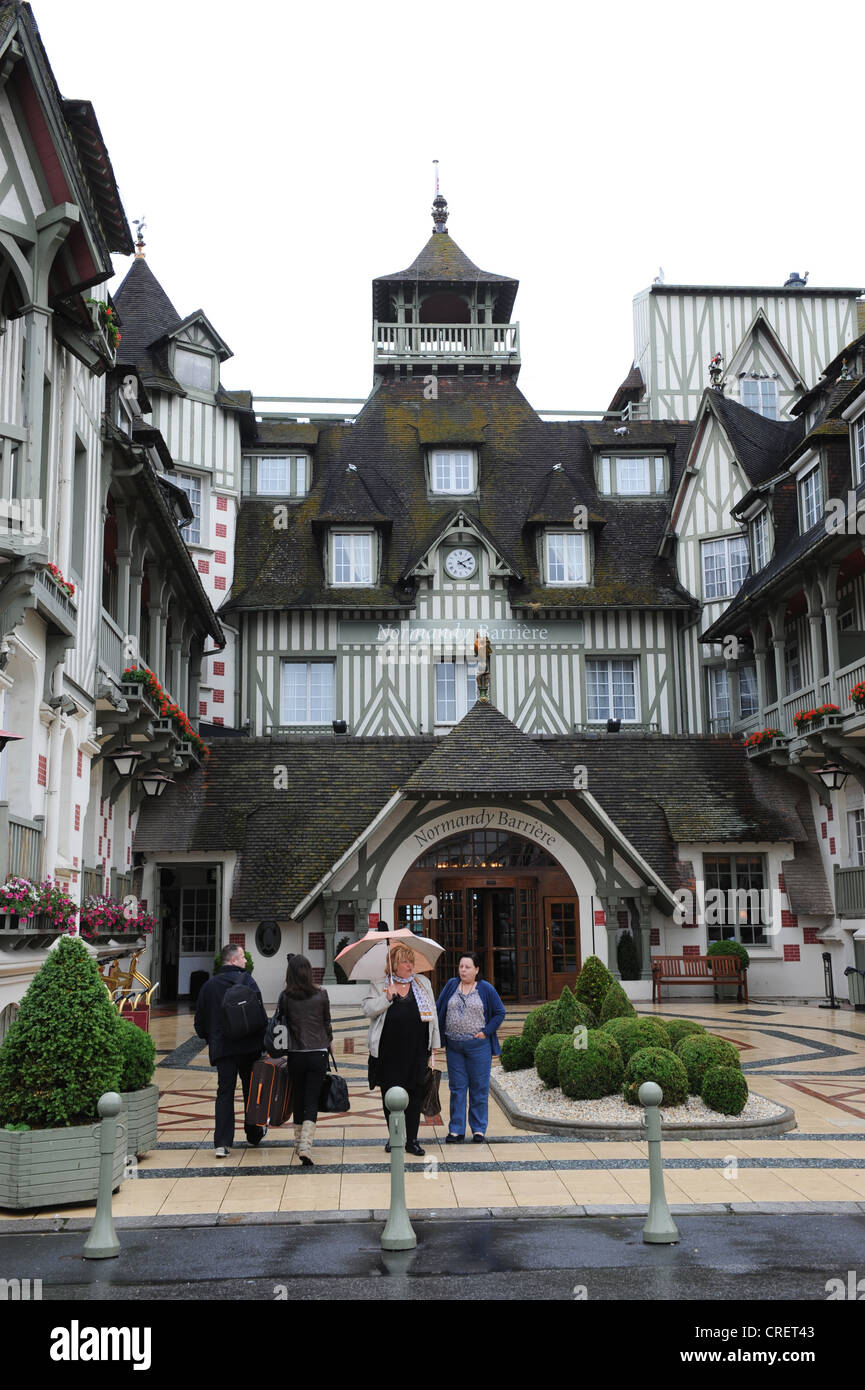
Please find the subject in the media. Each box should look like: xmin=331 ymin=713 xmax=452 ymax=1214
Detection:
xmin=133 ymin=216 xmax=147 ymax=258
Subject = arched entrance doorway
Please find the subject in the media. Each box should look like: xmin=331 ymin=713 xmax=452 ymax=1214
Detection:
xmin=394 ymin=828 xmax=580 ymax=1002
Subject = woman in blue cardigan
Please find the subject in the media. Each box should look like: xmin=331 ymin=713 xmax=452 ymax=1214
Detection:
xmin=436 ymin=953 xmax=506 ymax=1144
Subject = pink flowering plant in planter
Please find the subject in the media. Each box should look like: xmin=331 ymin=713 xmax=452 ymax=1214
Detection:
xmin=0 ymin=877 xmax=42 ymax=919
xmin=78 ymin=895 xmax=155 ymax=941
xmin=38 ymin=879 xmax=78 ymax=930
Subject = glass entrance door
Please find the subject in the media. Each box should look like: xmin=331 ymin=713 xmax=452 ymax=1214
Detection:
xmin=545 ymin=897 xmax=580 ymax=996
xmin=435 ymin=878 xmax=541 ymax=1002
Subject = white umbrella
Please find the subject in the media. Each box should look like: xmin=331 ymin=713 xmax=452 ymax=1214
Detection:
xmin=335 ymin=927 xmax=443 ymax=982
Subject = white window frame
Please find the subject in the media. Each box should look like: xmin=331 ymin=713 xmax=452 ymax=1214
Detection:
xmin=741 ymin=377 xmax=778 ymax=420
xmin=738 ymin=663 xmax=759 ymax=720
xmin=256 ymin=456 xmax=309 ymax=496
xmin=173 ymin=345 xmax=216 ymax=393
xmin=853 ymin=417 xmax=865 ymax=488
xmin=798 ymin=465 xmax=823 ymax=533
xmin=703 ymin=852 xmax=769 ymax=946
xmin=751 ymin=510 xmax=770 ymax=572
xmin=848 ymin=808 xmax=865 ymax=867
xmin=169 ymin=470 xmax=204 ymax=546
xmin=585 ymin=657 xmax=639 ymax=723
xmin=701 ymin=536 xmax=750 ymax=600
xmin=545 ymin=531 xmax=586 ymax=585
xmin=280 ymin=661 xmax=335 ymax=725
xmin=331 ymin=531 xmax=374 ymax=586
xmin=434 ymin=660 xmax=478 ymax=725
xmin=784 ymin=638 xmax=803 ymax=695
xmin=430 ymin=449 xmax=475 ymax=494
xmin=707 ymin=667 xmax=731 ymax=732
xmin=598 ymin=455 xmax=667 ymax=496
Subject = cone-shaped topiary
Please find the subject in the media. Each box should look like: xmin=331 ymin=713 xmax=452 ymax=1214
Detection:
xmin=0 ymin=935 xmax=123 ymax=1127
xmin=574 ymin=955 xmax=615 ymax=1019
xmin=660 ymin=1019 xmax=706 ymax=1049
xmin=556 ymin=985 xmax=597 ymax=1033
xmin=601 ymin=1016 xmax=671 ymax=1064
xmin=623 ymin=1046 xmax=689 ymax=1106
xmin=521 ymin=1001 xmax=560 ymax=1058
xmin=534 ymin=1033 xmax=572 ymax=1088
xmin=500 ymin=1035 xmax=534 ymax=1071
xmin=701 ymin=1065 xmax=749 ymax=1116
xmin=599 ymin=979 xmax=637 ymax=1024
xmin=676 ymin=1034 xmax=742 ymax=1093
xmin=117 ymin=1018 xmax=156 ymax=1093
xmin=557 ymin=1029 xmax=624 ymax=1099
xmin=616 ymin=930 xmax=640 ymax=981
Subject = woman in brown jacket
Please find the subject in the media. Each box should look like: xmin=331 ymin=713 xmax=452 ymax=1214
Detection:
xmin=271 ymin=954 xmax=332 ymax=1165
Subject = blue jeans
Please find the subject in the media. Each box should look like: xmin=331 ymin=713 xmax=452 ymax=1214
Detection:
xmin=446 ymin=1035 xmax=492 ymax=1137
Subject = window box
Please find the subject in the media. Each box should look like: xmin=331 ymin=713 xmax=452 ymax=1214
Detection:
xmin=792 ymin=704 xmax=841 ymax=732
xmin=744 ymin=729 xmax=787 ymax=757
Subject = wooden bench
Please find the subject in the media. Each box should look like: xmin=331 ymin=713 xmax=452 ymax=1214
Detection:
xmin=651 ymin=954 xmax=748 ymax=1004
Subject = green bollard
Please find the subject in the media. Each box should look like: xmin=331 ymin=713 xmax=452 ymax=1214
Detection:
xmin=83 ymin=1092 xmax=123 ymax=1260
xmin=639 ymin=1081 xmax=680 ymax=1245
xmin=381 ymin=1086 xmax=417 ymax=1251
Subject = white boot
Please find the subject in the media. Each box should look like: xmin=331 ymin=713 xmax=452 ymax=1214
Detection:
xmin=298 ymin=1120 xmax=316 ymax=1166
xmin=293 ymin=1124 xmax=302 ymax=1155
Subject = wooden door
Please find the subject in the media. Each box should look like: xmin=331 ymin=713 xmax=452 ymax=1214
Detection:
xmin=544 ymin=897 xmax=581 ymax=996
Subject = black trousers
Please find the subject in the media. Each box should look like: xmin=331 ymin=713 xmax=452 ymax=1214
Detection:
xmin=382 ymin=1083 xmax=423 ymax=1145
xmin=214 ymin=1054 xmax=263 ymax=1148
xmin=286 ymin=1050 xmax=329 ymax=1124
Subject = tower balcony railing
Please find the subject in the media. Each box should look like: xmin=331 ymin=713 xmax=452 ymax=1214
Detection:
xmin=373 ymin=321 xmax=520 ymax=364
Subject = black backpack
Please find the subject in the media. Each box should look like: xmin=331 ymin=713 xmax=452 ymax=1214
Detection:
xmin=221 ymin=979 xmax=267 ymax=1041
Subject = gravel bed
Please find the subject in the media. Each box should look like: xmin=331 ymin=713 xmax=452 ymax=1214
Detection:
xmin=495 ymin=1069 xmax=786 ymax=1127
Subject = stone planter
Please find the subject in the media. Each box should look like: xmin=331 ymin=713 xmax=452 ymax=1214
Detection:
xmin=0 ymin=1116 xmax=126 ymax=1210
xmin=745 ymin=737 xmax=787 ymax=758
xmin=121 ymin=1084 xmax=159 ymax=1158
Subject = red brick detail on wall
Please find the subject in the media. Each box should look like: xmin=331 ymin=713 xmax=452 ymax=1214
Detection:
xmin=783 ymin=944 xmax=801 ymax=962
xmin=216 ymin=496 xmax=228 ymax=511
xmin=830 ymin=838 xmax=836 ymax=856
xmin=100 ymin=799 xmax=104 ymax=816
xmin=73 ymin=856 xmax=79 ymax=868
xmin=650 ymin=928 xmax=661 ymax=946
xmin=803 ymin=927 xmax=819 ymax=944
xmin=821 ymin=823 xmax=827 ymax=839
xmin=594 ymin=909 xmax=606 ymax=926
xmin=107 ymin=840 xmax=111 ymax=858
xmin=215 ymin=550 xmax=226 ymax=565
xmin=77 ymin=749 xmax=83 ymax=777
xmin=213 ymin=661 xmax=225 ymax=676
xmin=617 ymin=910 xmax=629 ymax=928
xmin=215 ymin=576 xmax=226 ymax=590
xmin=828 ymin=805 xmax=834 ymax=822
xmin=128 ymin=813 xmax=132 ymax=829
xmin=127 ymin=847 xmax=131 ymax=865
xmin=337 ymin=913 xmax=355 ymax=932
xmin=37 ymin=755 xmax=47 ymax=787
xmin=229 ymin=933 xmax=245 ymax=948
xmin=308 ymin=932 xmax=325 ymax=951
xmin=781 ymin=910 xmax=799 ymax=928
xmin=682 ymin=944 xmax=701 ymax=957
xmin=215 ymin=522 xmax=227 ymax=538
xmin=198 ymin=559 xmax=209 ymax=574
xmin=213 ymin=717 xmax=224 ymax=726
xmin=74 ymin=804 xmax=80 ymax=831
xmin=98 ymin=836 xmax=102 ymax=855
xmin=199 ymin=702 xmax=207 ymax=715
xmin=312 ymin=967 xmax=324 ymax=985
xmin=213 ymin=689 xmax=224 ymax=704
xmin=777 ymin=874 xmax=786 ymax=893
xmin=108 ymin=802 xmax=112 ymax=821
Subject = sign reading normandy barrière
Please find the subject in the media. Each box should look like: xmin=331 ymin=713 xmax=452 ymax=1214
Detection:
xmin=338 ymin=619 xmax=584 ymax=647
xmin=412 ymin=808 xmax=560 ymax=852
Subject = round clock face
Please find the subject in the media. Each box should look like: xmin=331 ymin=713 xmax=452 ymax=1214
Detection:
xmin=445 ymin=547 xmax=477 ymax=579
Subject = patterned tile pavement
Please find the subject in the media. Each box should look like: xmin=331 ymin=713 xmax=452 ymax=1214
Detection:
xmin=2 ymin=999 xmax=865 ymax=1220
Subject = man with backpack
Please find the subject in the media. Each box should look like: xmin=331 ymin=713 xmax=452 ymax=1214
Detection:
xmin=194 ymin=943 xmax=269 ymax=1156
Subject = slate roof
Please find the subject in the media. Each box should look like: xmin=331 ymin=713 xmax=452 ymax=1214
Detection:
xmin=373 ymin=229 xmax=518 ymax=322
xmin=709 ymin=393 xmax=803 ymax=488
xmin=135 ymin=717 xmax=825 ymax=919
xmin=226 ymin=375 xmax=697 ymax=614
xmin=113 ymin=259 xmax=184 ymax=393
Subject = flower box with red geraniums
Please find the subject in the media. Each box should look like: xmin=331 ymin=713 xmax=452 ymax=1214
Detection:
xmin=45 ymin=563 xmax=75 ymax=600
xmin=743 ymin=729 xmax=785 ymax=750
xmin=78 ymin=895 xmax=156 ymax=941
xmin=850 ymin=681 xmax=865 ymax=708
xmin=792 ymin=704 xmax=840 ymax=730
xmin=121 ymin=667 xmax=209 ymax=760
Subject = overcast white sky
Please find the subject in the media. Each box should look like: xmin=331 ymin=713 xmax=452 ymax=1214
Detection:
xmin=31 ymin=0 xmax=865 ymax=412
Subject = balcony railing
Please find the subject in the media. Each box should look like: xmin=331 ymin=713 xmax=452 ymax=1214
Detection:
xmin=835 ymin=865 xmax=865 ymax=918
xmin=8 ymin=814 xmax=43 ymax=881
xmin=373 ymin=321 xmax=520 ymax=363
xmin=836 ymin=659 xmax=865 ymax=710
xmin=99 ymin=609 xmax=126 ymax=685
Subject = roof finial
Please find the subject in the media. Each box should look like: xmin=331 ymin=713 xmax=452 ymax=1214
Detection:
xmin=431 ymin=162 xmax=448 ymax=234
xmin=133 ymin=216 xmax=146 ymax=258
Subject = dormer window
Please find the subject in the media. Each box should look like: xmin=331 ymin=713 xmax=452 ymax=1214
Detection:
xmin=751 ymin=509 xmax=770 ymax=572
xmin=256 ymin=455 xmax=309 ymax=497
xmin=701 ymin=536 xmax=749 ymax=600
xmin=331 ymin=530 xmax=373 ymax=586
xmin=741 ymin=376 xmax=777 ymax=419
xmin=545 ymin=531 xmax=586 ymax=585
xmin=853 ymin=417 xmax=865 ymax=487
xmin=598 ymin=455 xmax=667 ymax=496
xmin=430 ymin=450 xmax=475 ymax=494
xmin=174 ymin=346 xmax=215 ymax=392
xmin=798 ymin=464 xmax=823 ymax=533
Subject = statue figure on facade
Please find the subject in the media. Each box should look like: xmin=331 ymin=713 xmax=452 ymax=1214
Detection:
xmin=708 ymin=352 xmax=724 ymax=391
xmin=474 ymin=632 xmax=492 ymax=702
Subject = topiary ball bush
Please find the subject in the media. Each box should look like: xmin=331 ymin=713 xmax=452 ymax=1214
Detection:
xmin=599 ymin=979 xmax=637 ymax=1024
xmin=500 ymin=1035 xmax=534 ymax=1072
xmin=574 ymin=955 xmax=616 ymax=1019
xmin=117 ymin=1017 xmax=157 ymax=1092
xmin=557 ymin=1029 xmax=624 ymax=1099
xmin=555 ymin=985 xmax=585 ymax=1032
xmin=623 ymin=1046 xmax=689 ymax=1106
xmin=534 ymin=1033 xmax=572 ymax=1088
xmin=676 ymin=1034 xmax=742 ymax=1093
xmin=706 ymin=939 xmax=750 ymax=970
xmin=521 ymin=1001 xmax=561 ymax=1057
xmin=701 ymin=1065 xmax=749 ymax=1116
xmin=0 ymin=935 xmax=123 ymax=1128
xmin=601 ymin=1016 xmax=671 ymax=1064
xmin=660 ymin=1019 xmax=706 ymax=1049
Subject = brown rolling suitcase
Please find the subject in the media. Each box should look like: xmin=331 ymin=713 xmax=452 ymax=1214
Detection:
xmin=246 ymin=1056 xmax=292 ymax=1127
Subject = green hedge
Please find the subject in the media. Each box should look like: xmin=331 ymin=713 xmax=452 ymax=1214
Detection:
xmin=600 ymin=1016 xmax=671 ymax=1064
xmin=574 ymin=956 xmax=615 ymax=1019
xmin=598 ymin=980 xmax=637 ymax=1024
xmin=555 ymin=985 xmax=598 ymax=1032
xmin=534 ymin=1033 xmax=572 ymax=1088
xmin=522 ymin=1001 xmax=561 ymax=1058
xmin=706 ymin=939 xmax=750 ymax=969
xmin=623 ymin=1046 xmax=689 ymax=1107
xmin=701 ymin=1065 xmax=749 ymax=1116
xmin=500 ymin=1035 xmax=534 ymax=1072
xmin=676 ymin=1034 xmax=742 ymax=1093
xmin=117 ymin=1017 xmax=156 ymax=1092
xmin=659 ymin=1019 xmax=706 ymax=1049
xmin=557 ymin=1029 xmax=624 ymax=1099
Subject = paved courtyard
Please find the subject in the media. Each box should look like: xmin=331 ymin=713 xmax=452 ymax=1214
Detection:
xmin=2 ymin=999 xmax=865 ymax=1223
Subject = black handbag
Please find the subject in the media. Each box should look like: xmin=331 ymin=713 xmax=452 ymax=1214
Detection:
xmin=319 ymin=1051 xmax=350 ymax=1113
xmin=263 ymin=1007 xmax=286 ymax=1057
xmin=421 ymin=1065 xmax=442 ymax=1118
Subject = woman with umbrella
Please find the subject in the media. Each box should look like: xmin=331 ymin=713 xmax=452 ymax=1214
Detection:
xmin=358 ymin=928 xmax=441 ymax=1156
